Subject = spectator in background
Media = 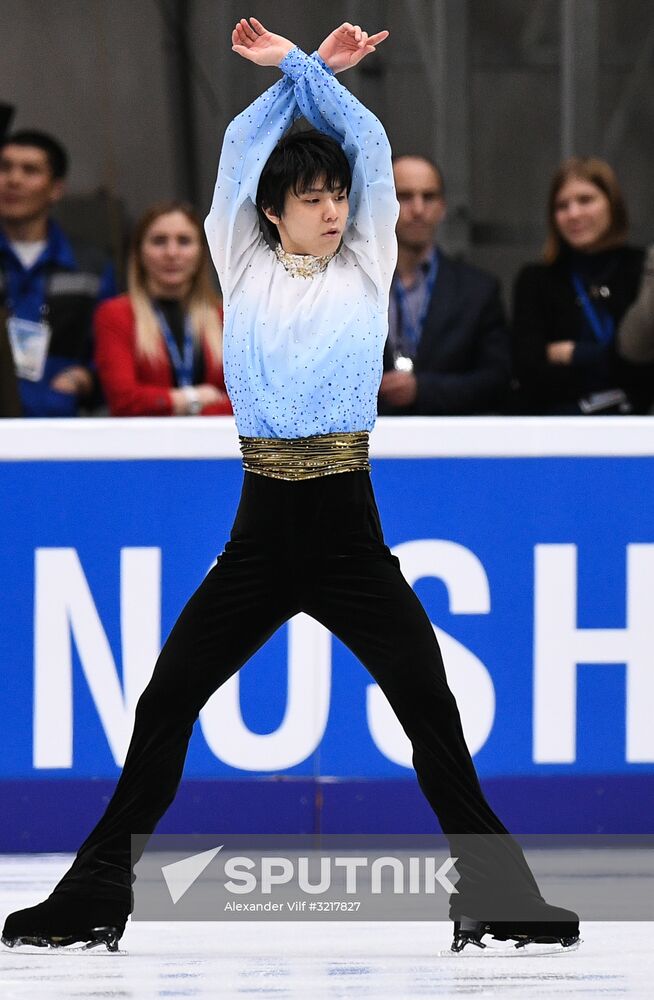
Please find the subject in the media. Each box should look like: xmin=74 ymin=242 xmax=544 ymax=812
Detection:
xmin=95 ymin=202 xmax=231 ymax=416
xmin=378 ymin=155 xmax=511 ymax=415
xmin=617 ymin=244 xmax=654 ymax=365
xmin=0 ymin=130 xmax=116 ymax=416
xmin=512 ymin=157 xmax=652 ymax=414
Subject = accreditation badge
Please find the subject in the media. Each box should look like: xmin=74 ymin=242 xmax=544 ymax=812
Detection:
xmin=7 ymin=316 xmax=52 ymax=381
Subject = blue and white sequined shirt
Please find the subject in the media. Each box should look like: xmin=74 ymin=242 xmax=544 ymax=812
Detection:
xmin=205 ymin=47 xmax=398 ymax=439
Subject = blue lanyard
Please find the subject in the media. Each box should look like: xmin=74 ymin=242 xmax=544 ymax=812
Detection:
xmin=394 ymin=249 xmax=439 ymax=353
xmin=155 ymin=307 xmax=195 ymax=387
xmin=571 ymin=273 xmax=615 ymax=345
xmin=2 ymin=257 xmax=52 ymax=322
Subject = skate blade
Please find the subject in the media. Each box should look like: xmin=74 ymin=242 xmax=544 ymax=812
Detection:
xmin=444 ymin=936 xmax=581 ymax=958
xmin=2 ymin=926 xmax=122 ymax=953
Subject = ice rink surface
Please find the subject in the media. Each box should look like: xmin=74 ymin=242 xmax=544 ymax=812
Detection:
xmin=1 ymin=855 xmax=652 ymax=1000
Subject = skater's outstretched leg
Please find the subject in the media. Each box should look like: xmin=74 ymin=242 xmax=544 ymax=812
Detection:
xmin=302 ymin=484 xmax=578 ymax=949
xmin=3 ymin=529 xmax=300 ymax=950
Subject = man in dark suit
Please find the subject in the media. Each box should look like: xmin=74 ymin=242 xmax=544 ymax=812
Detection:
xmin=379 ymin=155 xmax=511 ymax=415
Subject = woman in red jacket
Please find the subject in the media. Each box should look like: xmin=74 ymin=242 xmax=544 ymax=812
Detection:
xmin=95 ymin=201 xmax=232 ymax=416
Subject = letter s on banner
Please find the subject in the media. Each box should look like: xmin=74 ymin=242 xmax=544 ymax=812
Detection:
xmin=199 ymin=612 xmax=331 ymax=770
xmin=366 ymin=540 xmax=495 ymax=766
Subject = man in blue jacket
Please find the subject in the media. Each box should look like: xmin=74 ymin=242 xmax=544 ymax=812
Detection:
xmin=379 ymin=155 xmax=510 ymax=415
xmin=0 ymin=130 xmax=115 ymax=416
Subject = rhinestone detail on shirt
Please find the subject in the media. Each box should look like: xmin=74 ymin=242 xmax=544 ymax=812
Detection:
xmin=274 ymin=243 xmax=338 ymax=278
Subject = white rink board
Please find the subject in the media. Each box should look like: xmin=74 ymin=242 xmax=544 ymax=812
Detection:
xmin=0 ymin=415 xmax=653 ymax=461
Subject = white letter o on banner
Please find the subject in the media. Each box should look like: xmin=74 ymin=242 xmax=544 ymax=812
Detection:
xmin=199 ymin=613 xmax=331 ymax=771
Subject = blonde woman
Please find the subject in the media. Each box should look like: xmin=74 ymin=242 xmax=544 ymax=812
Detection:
xmin=95 ymin=201 xmax=231 ymax=416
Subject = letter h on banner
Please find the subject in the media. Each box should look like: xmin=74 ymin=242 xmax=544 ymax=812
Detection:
xmin=533 ymin=544 xmax=654 ymax=764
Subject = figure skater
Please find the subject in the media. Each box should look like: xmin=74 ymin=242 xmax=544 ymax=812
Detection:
xmin=3 ymin=18 xmax=578 ymax=954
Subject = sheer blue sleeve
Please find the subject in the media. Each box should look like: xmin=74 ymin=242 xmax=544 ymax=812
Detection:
xmin=281 ymin=47 xmax=398 ymax=305
xmin=205 ymin=74 xmax=299 ymax=299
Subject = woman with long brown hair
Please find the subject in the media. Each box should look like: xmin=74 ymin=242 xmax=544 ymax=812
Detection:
xmin=512 ymin=157 xmax=651 ymax=414
xmin=95 ymin=201 xmax=231 ymax=416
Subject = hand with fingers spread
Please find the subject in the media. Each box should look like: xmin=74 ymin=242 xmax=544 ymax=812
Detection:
xmin=231 ymin=16 xmax=294 ymax=67
xmin=317 ymin=22 xmax=389 ymax=74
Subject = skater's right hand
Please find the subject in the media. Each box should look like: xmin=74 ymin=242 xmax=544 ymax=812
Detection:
xmin=231 ymin=17 xmax=294 ymax=67
xmin=317 ymin=23 xmax=389 ymax=74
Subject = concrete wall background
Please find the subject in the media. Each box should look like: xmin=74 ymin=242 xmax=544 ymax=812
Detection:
xmin=2 ymin=0 xmax=654 ymax=297
xmin=2 ymin=1 xmax=177 ymax=210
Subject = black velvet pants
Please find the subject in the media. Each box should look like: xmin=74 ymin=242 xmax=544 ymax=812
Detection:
xmin=58 ymin=470 xmax=540 ymax=916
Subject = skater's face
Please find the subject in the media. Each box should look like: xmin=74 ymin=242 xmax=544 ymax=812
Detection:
xmin=263 ymin=176 xmax=349 ymax=257
xmin=394 ymin=157 xmax=445 ymax=253
xmin=553 ymin=177 xmax=612 ymax=253
xmin=140 ymin=211 xmax=203 ymax=298
xmin=0 ymin=145 xmax=64 ymax=226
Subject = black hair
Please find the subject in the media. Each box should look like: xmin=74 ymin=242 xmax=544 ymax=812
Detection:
xmin=256 ymin=129 xmax=352 ymax=243
xmin=1 ymin=129 xmax=69 ymax=180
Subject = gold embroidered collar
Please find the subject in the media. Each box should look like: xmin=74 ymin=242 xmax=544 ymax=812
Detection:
xmin=274 ymin=244 xmax=337 ymax=278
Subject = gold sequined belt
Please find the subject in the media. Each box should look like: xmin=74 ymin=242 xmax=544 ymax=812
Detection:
xmin=239 ymin=431 xmax=370 ymax=481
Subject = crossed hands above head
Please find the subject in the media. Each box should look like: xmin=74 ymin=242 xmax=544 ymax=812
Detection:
xmin=232 ymin=17 xmax=389 ymax=72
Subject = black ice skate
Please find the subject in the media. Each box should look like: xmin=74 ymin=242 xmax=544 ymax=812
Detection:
xmin=451 ymin=903 xmax=580 ymax=954
xmin=2 ymin=892 xmax=129 ymax=952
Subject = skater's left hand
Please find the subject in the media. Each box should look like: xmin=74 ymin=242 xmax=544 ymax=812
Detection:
xmin=317 ymin=23 xmax=389 ymax=74
xmin=231 ymin=17 xmax=294 ymax=67
xmin=379 ymin=370 xmax=417 ymax=407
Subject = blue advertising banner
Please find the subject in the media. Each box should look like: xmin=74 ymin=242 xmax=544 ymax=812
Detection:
xmin=1 ymin=417 xmax=653 ymax=843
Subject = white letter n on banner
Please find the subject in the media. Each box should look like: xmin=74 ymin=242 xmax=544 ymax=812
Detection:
xmin=533 ymin=544 xmax=654 ymax=763
xmin=33 ymin=548 xmax=161 ymax=769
